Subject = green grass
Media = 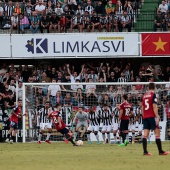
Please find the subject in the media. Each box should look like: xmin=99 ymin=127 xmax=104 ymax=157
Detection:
xmin=0 ymin=142 xmax=170 ymax=170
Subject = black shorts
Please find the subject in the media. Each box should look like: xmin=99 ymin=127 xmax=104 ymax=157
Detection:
xmin=58 ymin=128 xmax=69 ymax=135
xmin=120 ymin=120 xmax=129 ymax=131
xmin=143 ymin=118 xmax=156 ymax=130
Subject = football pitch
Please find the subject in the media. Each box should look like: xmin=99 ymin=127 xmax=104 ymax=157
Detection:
xmin=0 ymin=142 xmax=169 ymax=170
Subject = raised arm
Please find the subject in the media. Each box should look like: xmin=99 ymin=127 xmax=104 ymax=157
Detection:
xmin=79 ymin=65 xmax=84 ymax=77
xmin=67 ymin=64 xmax=72 ymax=76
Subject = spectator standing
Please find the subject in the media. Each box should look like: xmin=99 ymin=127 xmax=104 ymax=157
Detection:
xmin=67 ymin=64 xmax=84 ymax=90
xmin=117 ymin=72 xmax=127 ymax=82
xmin=122 ymin=64 xmax=133 ymax=82
xmin=49 ymin=67 xmax=57 ymax=79
xmin=163 ymin=66 xmax=170 ymax=81
xmin=88 ymin=69 xmax=98 ymax=82
xmin=22 ymin=65 xmax=32 ymax=82
xmin=63 ymin=92 xmax=73 ymax=107
xmin=114 ymin=66 xmax=121 ymax=81
xmin=40 ymin=72 xmax=51 ymax=82
xmin=48 ymin=78 xmax=61 ymax=106
xmin=72 ymin=79 xmax=83 ymax=92
xmin=107 ymin=71 xmax=116 ymax=82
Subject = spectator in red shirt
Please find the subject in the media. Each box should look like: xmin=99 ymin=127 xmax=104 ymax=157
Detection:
xmin=135 ymin=77 xmax=143 ymax=91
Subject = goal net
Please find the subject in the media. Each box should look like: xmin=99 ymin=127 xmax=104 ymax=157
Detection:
xmin=20 ymin=82 xmax=170 ymax=143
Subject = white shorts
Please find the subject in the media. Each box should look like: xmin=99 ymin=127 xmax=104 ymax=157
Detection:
xmin=40 ymin=123 xmax=52 ymax=130
xmin=138 ymin=124 xmax=143 ymax=131
xmin=129 ymin=124 xmax=136 ymax=131
xmin=77 ymin=121 xmax=88 ymax=128
xmin=87 ymin=125 xmax=99 ymax=132
xmin=113 ymin=123 xmax=118 ymax=131
xmin=102 ymin=125 xmax=112 ymax=132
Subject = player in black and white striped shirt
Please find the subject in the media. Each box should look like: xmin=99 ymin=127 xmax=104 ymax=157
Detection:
xmin=129 ymin=105 xmax=137 ymax=144
xmin=112 ymin=103 xmax=120 ymax=143
xmin=136 ymin=101 xmax=143 ymax=142
xmin=87 ymin=107 xmax=100 ymax=144
xmin=99 ymin=104 xmax=113 ymax=144
xmin=34 ymin=101 xmax=54 ymax=144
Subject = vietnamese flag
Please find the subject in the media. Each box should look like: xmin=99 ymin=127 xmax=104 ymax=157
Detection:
xmin=142 ymin=33 xmax=170 ymax=56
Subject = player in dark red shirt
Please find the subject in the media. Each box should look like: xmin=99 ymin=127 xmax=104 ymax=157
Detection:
xmin=5 ymin=99 xmax=22 ymax=144
xmin=118 ymin=94 xmax=133 ymax=146
xmin=142 ymin=82 xmax=169 ymax=156
xmin=49 ymin=103 xmax=77 ymax=146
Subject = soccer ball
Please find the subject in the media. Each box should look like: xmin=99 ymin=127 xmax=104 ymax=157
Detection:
xmin=76 ymin=140 xmax=83 ymax=146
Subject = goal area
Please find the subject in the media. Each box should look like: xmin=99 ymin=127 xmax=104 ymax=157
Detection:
xmin=21 ymin=82 xmax=170 ymax=143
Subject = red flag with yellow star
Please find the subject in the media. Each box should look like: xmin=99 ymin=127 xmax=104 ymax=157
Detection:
xmin=142 ymin=33 xmax=170 ymax=56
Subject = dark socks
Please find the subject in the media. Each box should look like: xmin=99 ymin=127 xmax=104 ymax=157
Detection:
xmin=12 ymin=136 xmax=15 ymax=142
xmin=156 ymin=137 xmax=164 ymax=153
xmin=7 ymin=134 xmax=10 ymax=139
xmin=142 ymin=137 xmax=148 ymax=153
xmin=69 ymin=137 xmax=76 ymax=145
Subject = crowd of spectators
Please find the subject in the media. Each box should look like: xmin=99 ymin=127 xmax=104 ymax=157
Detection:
xmin=154 ymin=0 xmax=170 ymax=31
xmin=0 ymin=0 xmax=141 ymax=33
xmin=0 ymin=60 xmax=169 ymax=109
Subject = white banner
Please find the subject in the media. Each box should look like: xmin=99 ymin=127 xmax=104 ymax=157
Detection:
xmin=11 ymin=33 xmax=138 ymax=58
xmin=149 ymin=121 xmax=167 ymax=141
xmin=0 ymin=35 xmax=11 ymax=57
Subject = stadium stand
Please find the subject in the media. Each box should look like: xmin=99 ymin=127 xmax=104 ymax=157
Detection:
xmin=0 ymin=0 xmax=143 ymax=33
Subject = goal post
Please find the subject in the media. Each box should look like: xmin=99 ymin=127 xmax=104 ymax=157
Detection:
xmin=20 ymin=82 xmax=170 ymax=143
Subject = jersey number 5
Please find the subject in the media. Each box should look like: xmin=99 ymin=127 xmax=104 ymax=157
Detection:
xmin=144 ymin=99 xmax=149 ymax=110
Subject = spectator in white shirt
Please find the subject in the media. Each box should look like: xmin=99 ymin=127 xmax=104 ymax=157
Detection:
xmin=10 ymin=12 xmax=19 ymax=34
xmin=67 ymin=64 xmax=84 ymax=90
xmin=88 ymin=69 xmax=98 ymax=82
xmin=85 ymin=78 xmax=96 ymax=93
xmin=72 ymin=79 xmax=83 ymax=92
xmin=48 ymin=78 xmax=61 ymax=106
xmin=158 ymin=1 xmax=168 ymax=14
xmin=35 ymin=0 xmax=46 ymax=15
xmin=0 ymin=3 xmax=4 ymax=26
